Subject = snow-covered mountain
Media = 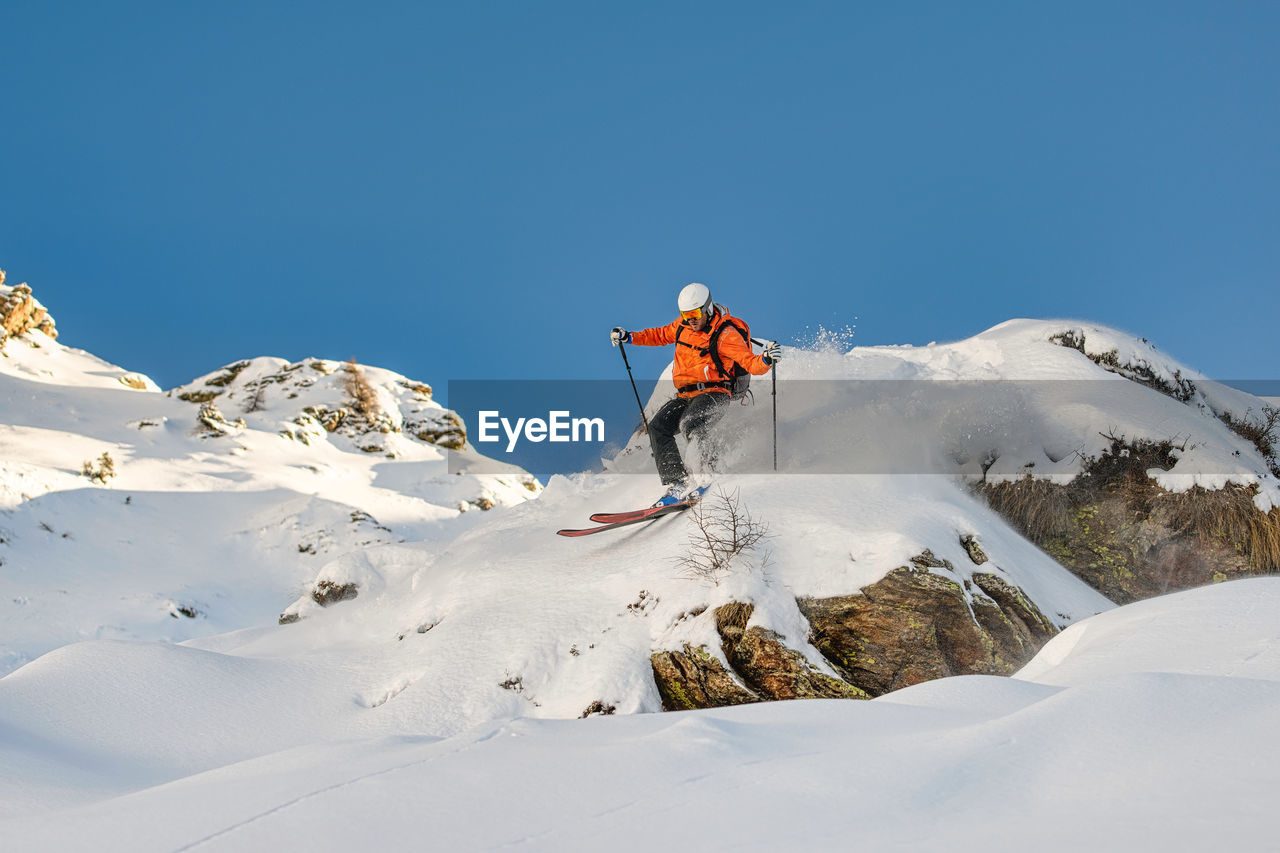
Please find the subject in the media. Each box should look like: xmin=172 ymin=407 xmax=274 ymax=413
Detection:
xmin=0 ymin=279 xmax=540 ymax=676
xmin=3 ymin=275 xmax=1278 ymax=849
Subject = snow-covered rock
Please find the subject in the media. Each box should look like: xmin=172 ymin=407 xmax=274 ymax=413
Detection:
xmin=0 ymin=271 xmax=58 ymax=343
xmin=0 ymin=284 xmax=541 ymax=676
xmin=170 ymin=355 xmax=471 ymax=456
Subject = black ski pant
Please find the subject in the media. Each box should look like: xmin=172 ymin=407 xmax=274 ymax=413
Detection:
xmin=649 ymin=392 xmax=729 ymax=485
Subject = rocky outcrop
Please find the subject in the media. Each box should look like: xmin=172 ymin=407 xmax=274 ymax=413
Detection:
xmin=278 ymin=579 xmax=361 ymax=625
xmin=713 ymin=603 xmax=869 ymax=702
xmin=652 ymin=573 xmax=1044 ymax=711
xmin=800 ymin=562 xmax=1057 ymax=696
xmin=194 ymin=402 xmax=246 ymax=437
xmin=0 ymin=273 xmax=58 ymax=344
xmin=651 ymin=644 xmax=759 ymax=710
xmin=311 ymin=580 xmax=359 ymax=606
xmin=406 ymin=409 xmax=467 ymax=450
xmin=1050 ymin=328 xmax=1196 ymax=403
xmin=982 ymin=438 xmax=1280 ymax=603
xmin=652 ymin=552 xmax=1058 ymax=710
xmin=171 ymin=356 xmax=474 ymax=455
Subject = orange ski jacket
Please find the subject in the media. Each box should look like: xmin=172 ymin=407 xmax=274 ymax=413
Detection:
xmin=629 ymin=308 xmax=772 ymax=397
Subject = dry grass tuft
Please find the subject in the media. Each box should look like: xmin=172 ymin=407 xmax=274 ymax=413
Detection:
xmin=982 ymin=433 xmax=1280 ymax=576
xmin=981 ymin=477 xmax=1074 ymax=541
xmin=1158 ymin=484 xmax=1280 ymax=572
xmin=714 ymin=601 xmax=755 ymax=636
xmin=982 ymin=436 xmax=1182 ymax=540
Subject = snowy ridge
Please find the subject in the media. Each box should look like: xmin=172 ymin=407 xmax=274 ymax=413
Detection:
xmin=169 ymin=355 xmax=475 ymax=458
xmin=614 ymin=318 xmax=1278 ymax=501
xmin=0 ymin=326 xmax=540 ymax=675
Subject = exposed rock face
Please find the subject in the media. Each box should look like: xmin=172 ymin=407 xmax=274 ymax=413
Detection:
xmin=982 ymin=438 xmax=1280 ymax=604
xmin=969 ymin=572 xmax=1058 ymax=655
xmin=651 ymin=644 xmax=759 ymax=710
xmin=714 ymin=603 xmax=868 ymax=702
xmin=652 ymin=555 xmax=1057 ymax=710
xmin=0 ymin=274 xmax=58 ymax=344
xmin=961 ymin=534 xmax=988 ymax=565
xmin=407 ymin=409 xmax=467 ymax=450
xmin=800 ymin=564 xmax=1057 ymax=695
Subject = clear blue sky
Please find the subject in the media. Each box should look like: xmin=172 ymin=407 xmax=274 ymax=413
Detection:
xmin=3 ymin=1 xmax=1276 ymax=397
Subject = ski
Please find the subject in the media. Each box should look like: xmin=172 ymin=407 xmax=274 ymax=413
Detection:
xmin=556 ymin=501 xmax=692 ymax=537
xmin=560 ymin=486 xmax=710 ymax=537
xmin=589 ymin=486 xmax=710 ymax=524
xmin=588 ymin=505 xmax=673 ymax=524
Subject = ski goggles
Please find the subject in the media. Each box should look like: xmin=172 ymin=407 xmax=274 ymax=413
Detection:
xmin=680 ymin=307 xmax=704 ymax=322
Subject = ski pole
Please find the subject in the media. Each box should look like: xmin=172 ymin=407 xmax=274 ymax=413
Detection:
xmin=771 ymin=359 xmax=777 ymax=472
xmin=617 ymin=341 xmax=658 ymax=464
xmin=751 ymin=337 xmax=779 ymax=472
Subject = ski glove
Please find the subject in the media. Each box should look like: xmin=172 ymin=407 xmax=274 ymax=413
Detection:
xmin=611 ymin=327 xmax=631 ymax=346
xmin=761 ymin=341 xmax=782 ymax=365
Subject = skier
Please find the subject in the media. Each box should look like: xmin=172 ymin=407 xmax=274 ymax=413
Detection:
xmin=611 ymin=282 xmax=781 ymax=507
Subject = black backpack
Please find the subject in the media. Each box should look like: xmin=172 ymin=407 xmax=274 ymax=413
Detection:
xmin=676 ymin=317 xmax=753 ymax=400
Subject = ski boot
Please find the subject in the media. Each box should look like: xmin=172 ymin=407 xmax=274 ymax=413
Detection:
xmin=651 ymin=482 xmax=688 ymax=508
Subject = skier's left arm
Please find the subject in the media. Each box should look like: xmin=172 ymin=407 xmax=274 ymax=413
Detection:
xmin=718 ymin=332 xmax=777 ymax=375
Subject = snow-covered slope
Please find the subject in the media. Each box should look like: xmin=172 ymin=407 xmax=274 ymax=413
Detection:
xmin=3 ymin=305 xmax=1277 ymax=848
xmin=3 ymin=578 xmax=1277 ymax=851
xmin=0 ymin=318 xmax=539 ymax=675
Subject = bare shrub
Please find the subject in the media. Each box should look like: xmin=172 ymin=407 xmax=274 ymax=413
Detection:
xmin=241 ymin=379 xmax=269 ymax=414
xmin=81 ymin=452 xmax=116 ymax=484
xmin=675 ymin=488 xmax=770 ymax=585
xmin=343 ymin=357 xmax=380 ymax=417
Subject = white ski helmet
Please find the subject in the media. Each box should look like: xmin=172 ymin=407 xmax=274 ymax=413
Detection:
xmin=677 ymin=282 xmax=712 ymax=315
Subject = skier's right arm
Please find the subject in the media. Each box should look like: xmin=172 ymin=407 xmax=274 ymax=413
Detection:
xmin=627 ymin=319 xmax=680 ymax=347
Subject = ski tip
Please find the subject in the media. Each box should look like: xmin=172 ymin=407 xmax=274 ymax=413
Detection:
xmin=588 ymin=511 xmax=647 ymax=524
